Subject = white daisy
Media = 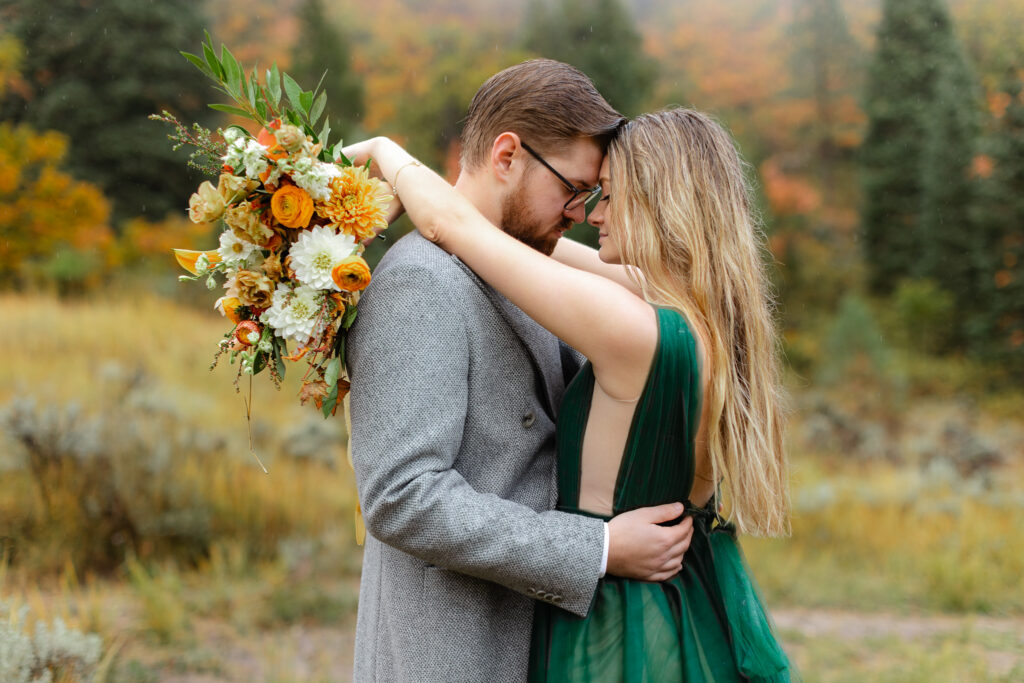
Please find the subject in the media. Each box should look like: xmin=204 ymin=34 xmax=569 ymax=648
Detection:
xmin=218 ymin=229 xmax=258 ymax=265
xmin=261 ymin=284 xmax=326 ymax=343
xmin=289 ymin=225 xmax=358 ymax=291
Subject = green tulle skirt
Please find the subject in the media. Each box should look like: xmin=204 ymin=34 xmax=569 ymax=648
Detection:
xmin=528 ymin=524 xmax=793 ymax=682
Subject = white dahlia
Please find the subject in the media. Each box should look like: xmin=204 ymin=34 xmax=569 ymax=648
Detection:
xmin=289 ymin=225 xmax=358 ymax=291
xmin=261 ymin=284 xmax=326 ymax=343
xmin=218 ymin=229 xmax=258 ymax=265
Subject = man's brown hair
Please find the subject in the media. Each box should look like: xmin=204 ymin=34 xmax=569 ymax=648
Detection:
xmin=460 ymin=59 xmax=624 ymax=169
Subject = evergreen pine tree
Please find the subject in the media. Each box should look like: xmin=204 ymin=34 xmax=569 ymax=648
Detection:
xmin=969 ymin=73 xmax=1024 ymax=379
xmin=917 ymin=37 xmax=981 ymax=340
xmin=0 ymin=0 xmax=215 ymax=223
xmin=521 ymin=0 xmax=656 ymax=117
xmin=289 ymin=0 xmax=365 ymax=145
xmin=860 ymin=0 xmax=970 ymax=294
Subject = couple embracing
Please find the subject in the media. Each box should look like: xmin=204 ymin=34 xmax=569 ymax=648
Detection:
xmin=345 ymin=59 xmax=793 ymax=682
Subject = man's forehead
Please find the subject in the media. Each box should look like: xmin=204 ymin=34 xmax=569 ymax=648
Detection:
xmin=549 ymin=138 xmax=604 ymax=183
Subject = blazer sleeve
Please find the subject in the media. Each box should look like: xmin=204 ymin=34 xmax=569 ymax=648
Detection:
xmin=348 ymin=260 xmax=604 ymax=617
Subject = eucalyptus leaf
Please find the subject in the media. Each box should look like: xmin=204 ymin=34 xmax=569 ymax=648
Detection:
xmin=314 ymin=71 xmax=329 ymax=98
xmin=310 ymin=91 xmax=327 ymax=126
xmin=181 ymin=51 xmax=213 ymax=78
xmin=267 ymin=63 xmax=282 ymax=107
xmin=342 ymin=306 xmax=358 ymax=330
xmin=321 ymin=382 xmax=340 ymax=419
xmin=319 ymin=120 xmax=332 ymax=150
xmin=202 ymin=42 xmax=223 ymax=80
xmin=282 ymin=73 xmax=304 ymax=112
xmin=256 ymin=101 xmax=267 ymax=120
xmin=324 ymin=357 xmax=341 ymax=387
xmin=225 ymin=123 xmax=253 ymax=139
xmin=220 ymin=46 xmax=244 ymax=97
xmin=286 ymin=109 xmax=303 ymax=127
xmin=209 ymin=103 xmax=251 ymax=118
xmin=247 ymin=71 xmax=259 ymax=109
xmin=299 ymin=90 xmax=313 ymax=116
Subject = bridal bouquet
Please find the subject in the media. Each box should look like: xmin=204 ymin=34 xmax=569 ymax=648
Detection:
xmin=154 ymin=34 xmax=390 ymax=426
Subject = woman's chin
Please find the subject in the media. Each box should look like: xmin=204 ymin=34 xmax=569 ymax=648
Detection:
xmin=597 ymin=245 xmax=620 ymax=265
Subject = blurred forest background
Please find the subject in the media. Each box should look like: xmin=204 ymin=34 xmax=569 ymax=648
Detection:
xmin=1 ymin=0 xmax=1023 ymax=680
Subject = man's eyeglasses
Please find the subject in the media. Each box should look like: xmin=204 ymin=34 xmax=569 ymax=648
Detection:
xmin=521 ymin=142 xmax=602 ymax=211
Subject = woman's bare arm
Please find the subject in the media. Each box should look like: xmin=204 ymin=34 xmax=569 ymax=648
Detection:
xmin=551 ymin=237 xmax=645 ymax=297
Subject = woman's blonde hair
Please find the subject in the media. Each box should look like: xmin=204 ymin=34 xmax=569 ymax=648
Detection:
xmin=609 ymin=108 xmax=790 ymax=537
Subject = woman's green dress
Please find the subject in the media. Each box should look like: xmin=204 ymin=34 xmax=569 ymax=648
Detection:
xmin=529 ymin=307 xmax=793 ymax=682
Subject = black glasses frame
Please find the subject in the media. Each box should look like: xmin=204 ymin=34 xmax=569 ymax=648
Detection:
xmin=520 ymin=141 xmax=602 ymax=211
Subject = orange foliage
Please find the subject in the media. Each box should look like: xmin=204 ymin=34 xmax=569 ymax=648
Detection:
xmin=971 ymin=154 xmax=995 ymax=179
xmin=760 ymin=157 xmax=822 ymax=216
xmin=118 ymin=215 xmax=215 ymax=270
xmin=0 ymin=123 xmax=113 ymax=278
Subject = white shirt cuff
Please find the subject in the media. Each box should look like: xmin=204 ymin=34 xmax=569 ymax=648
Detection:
xmin=599 ymin=522 xmax=609 ymax=577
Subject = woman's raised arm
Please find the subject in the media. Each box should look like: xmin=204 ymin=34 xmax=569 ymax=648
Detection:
xmin=345 ymin=136 xmax=657 ymax=400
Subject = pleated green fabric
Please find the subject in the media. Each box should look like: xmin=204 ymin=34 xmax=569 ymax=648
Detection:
xmin=529 ymin=307 xmax=793 ymax=682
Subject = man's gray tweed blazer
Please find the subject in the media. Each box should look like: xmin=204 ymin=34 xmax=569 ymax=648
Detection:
xmin=348 ymin=232 xmax=605 ymax=682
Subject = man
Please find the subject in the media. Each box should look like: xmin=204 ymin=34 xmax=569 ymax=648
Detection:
xmin=348 ymin=60 xmax=691 ymax=682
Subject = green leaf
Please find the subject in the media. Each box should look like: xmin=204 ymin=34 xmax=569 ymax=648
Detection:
xmin=202 ymin=42 xmax=223 ymax=80
xmin=314 ymin=70 xmax=329 ymax=97
xmin=342 ymin=306 xmax=359 ymax=330
xmin=267 ymin=63 xmax=282 ymax=108
xmin=256 ymin=101 xmax=268 ymax=121
xmin=286 ymin=109 xmax=303 ymax=127
xmin=324 ymin=357 xmax=341 ymax=387
xmin=321 ymin=382 xmax=339 ymax=419
xmin=299 ymin=90 xmax=313 ymax=115
xmin=333 ymin=143 xmax=351 ymax=166
xmin=220 ymin=45 xmax=244 ymax=97
xmin=253 ymin=351 xmax=267 ymax=375
xmin=247 ymin=70 xmax=259 ymax=109
xmin=319 ymin=120 xmax=332 ymax=150
xmin=282 ymin=73 xmax=304 ymax=112
xmin=310 ymin=91 xmax=327 ymax=125
xmin=181 ymin=51 xmax=213 ymax=78
xmin=225 ymin=124 xmax=252 ymax=139
xmin=209 ymin=103 xmax=252 ymax=118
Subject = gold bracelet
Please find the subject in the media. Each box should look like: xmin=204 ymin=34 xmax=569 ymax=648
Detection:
xmin=392 ymin=160 xmax=423 ymax=194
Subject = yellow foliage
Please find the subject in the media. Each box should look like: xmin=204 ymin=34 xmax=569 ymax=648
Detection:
xmin=0 ymin=123 xmax=113 ymax=279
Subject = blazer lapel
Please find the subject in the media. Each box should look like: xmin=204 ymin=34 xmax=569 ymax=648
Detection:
xmin=449 ymin=255 xmax=565 ymax=420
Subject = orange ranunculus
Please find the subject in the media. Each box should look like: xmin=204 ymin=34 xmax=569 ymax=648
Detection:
xmin=331 ymin=255 xmax=372 ymax=292
xmin=271 ymin=185 xmax=315 ymax=228
xmin=256 ymin=121 xmax=288 ymax=163
xmin=174 ymin=248 xmax=221 ymax=275
xmin=234 ymin=320 xmax=262 ymax=346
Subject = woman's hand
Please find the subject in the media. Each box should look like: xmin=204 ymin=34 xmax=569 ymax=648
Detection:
xmin=341 ymin=137 xmax=405 ymax=243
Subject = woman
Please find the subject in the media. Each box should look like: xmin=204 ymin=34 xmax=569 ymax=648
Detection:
xmin=348 ymin=108 xmax=793 ymax=681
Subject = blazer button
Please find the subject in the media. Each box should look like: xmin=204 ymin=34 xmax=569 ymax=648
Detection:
xmin=552 ymin=596 xmax=563 ymax=604
xmin=526 ymin=587 xmax=537 ymax=596
xmin=522 ymin=412 xmax=536 ymax=428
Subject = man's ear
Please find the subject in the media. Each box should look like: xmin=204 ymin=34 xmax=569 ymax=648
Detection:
xmin=489 ymin=132 xmax=521 ymax=183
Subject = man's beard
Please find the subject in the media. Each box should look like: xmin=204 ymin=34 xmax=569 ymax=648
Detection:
xmin=500 ymin=186 xmax=572 ymax=256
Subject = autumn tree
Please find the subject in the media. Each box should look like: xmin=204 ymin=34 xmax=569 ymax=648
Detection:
xmin=289 ymin=0 xmax=365 ymax=144
xmin=521 ymin=0 xmax=656 ymax=116
xmin=0 ymin=0 xmax=215 ymax=223
xmin=859 ymin=0 xmax=975 ymax=295
xmin=0 ymin=123 xmax=113 ymax=290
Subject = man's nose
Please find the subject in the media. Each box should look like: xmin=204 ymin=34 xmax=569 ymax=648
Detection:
xmin=565 ymin=202 xmax=587 ymax=225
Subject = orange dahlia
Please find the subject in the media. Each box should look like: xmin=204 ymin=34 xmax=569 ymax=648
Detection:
xmin=316 ymin=166 xmax=392 ymax=242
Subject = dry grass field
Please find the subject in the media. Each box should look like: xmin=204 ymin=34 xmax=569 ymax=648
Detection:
xmin=2 ymin=293 xmax=1023 ymax=681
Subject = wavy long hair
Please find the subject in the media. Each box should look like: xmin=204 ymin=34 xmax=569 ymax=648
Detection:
xmin=609 ymin=108 xmax=790 ymax=536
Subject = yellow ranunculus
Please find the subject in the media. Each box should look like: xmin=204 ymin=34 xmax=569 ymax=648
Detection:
xmin=331 ymin=255 xmax=372 ymax=292
xmin=188 ymin=181 xmax=225 ymax=223
xmin=271 ymin=185 xmax=315 ymax=228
